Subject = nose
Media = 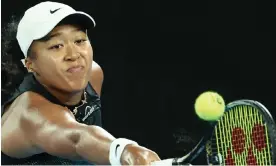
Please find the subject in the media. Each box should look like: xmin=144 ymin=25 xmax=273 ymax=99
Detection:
xmin=64 ymin=44 xmax=80 ymax=61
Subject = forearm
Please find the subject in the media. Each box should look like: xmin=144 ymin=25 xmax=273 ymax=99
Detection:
xmin=29 ymin=123 xmax=116 ymax=164
xmin=24 ymin=119 xmax=158 ymax=165
xmin=75 ymin=125 xmax=116 ymax=164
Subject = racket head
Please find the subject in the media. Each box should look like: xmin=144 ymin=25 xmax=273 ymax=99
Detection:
xmin=206 ymin=100 xmax=276 ymax=165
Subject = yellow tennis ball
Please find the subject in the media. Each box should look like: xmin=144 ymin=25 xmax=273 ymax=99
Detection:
xmin=194 ymin=91 xmax=225 ymax=121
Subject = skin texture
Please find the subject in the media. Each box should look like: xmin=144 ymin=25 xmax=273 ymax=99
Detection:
xmin=1 ymin=24 xmax=161 ymax=165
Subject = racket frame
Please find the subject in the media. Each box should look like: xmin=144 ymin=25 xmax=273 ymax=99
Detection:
xmin=206 ymin=100 xmax=276 ymax=165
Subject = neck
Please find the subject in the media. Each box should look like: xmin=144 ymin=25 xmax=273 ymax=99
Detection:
xmin=41 ymin=84 xmax=84 ymax=106
xmin=34 ymin=75 xmax=84 ymax=105
xmin=49 ymin=87 xmax=84 ymax=105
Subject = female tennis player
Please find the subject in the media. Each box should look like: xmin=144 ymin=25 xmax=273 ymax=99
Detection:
xmin=1 ymin=1 xmax=161 ymax=165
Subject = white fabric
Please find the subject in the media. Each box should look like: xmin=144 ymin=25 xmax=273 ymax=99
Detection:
xmin=109 ymin=138 xmax=138 ymax=165
xmin=16 ymin=1 xmax=96 ymax=56
xmin=151 ymin=159 xmax=173 ymax=166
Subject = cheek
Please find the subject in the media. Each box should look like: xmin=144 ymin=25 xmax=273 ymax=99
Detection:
xmin=82 ymin=45 xmax=93 ymax=67
xmin=85 ymin=45 xmax=93 ymax=60
xmin=88 ymin=49 xmax=93 ymax=63
xmin=35 ymin=55 xmax=63 ymax=74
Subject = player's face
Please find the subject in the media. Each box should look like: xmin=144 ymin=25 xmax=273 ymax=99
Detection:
xmin=28 ymin=24 xmax=93 ymax=93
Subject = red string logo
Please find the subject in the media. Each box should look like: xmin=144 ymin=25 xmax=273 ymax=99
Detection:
xmin=226 ymin=124 xmax=268 ymax=165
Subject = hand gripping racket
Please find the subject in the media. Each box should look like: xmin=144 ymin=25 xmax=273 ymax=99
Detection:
xmin=151 ymin=100 xmax=276 ymax=165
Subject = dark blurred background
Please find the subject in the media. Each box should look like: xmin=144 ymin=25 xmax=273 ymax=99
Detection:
xmin=1 ymin=0 xmax=274 ymax=164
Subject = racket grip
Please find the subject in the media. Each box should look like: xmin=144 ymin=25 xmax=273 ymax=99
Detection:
xmin=151 ymin=159 xmax=174 ymax=165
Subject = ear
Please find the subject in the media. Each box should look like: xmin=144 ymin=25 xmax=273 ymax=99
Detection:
xmin=25 ymin=58 xmax=34 ymax=73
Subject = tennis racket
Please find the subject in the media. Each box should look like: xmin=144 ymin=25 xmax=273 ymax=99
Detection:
xmin=151 ymin=100 xmax=276 ymax=165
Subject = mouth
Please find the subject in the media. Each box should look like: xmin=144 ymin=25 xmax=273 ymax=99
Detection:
xmin=67 ymin=65 xmax=84 ymax=73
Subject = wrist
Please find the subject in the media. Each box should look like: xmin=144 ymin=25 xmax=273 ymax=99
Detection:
xmin=109 ymin=138 xmax=138 ymax=165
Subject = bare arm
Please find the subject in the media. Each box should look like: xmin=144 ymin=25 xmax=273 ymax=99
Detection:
xmin=2 ymin=92 xmax=161 ymax=165
xmin=18 ymin=93 xmax=115 ymax=164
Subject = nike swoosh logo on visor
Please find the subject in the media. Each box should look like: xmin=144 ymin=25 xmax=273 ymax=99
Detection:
xmin=50 ymin=8 xmax=61 ymax=14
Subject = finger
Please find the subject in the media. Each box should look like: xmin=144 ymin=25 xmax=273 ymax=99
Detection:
xmin=154 ymin=153 xmax=161 ymax=160
xmin=148 ymin=156 xmax=162 ymax=165
xmin=133 ymin=156 xmax=149 ymax=165
xmin=150 ymin=151 xmax=161 ymax=161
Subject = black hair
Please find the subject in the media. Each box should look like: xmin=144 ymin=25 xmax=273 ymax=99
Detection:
xmin=1 ymin=15 xmax=27 ymax=103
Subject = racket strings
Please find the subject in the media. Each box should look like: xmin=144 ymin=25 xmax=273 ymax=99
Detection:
xmin=208 ymin=105 xmax=272 ymax=165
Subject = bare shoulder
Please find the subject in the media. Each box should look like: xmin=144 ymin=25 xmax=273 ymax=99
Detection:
xmin=1 ymin=91 xmax=75 ymax=158
xmin=2 ymin=91 xmax=74 ymax=130
xmin=89 ymin=61 xmax=104 ymax=96
xmin=1 ymin=92 xmax=51 ymax=157
xmin=1 ymin=92 xmax=45 ymax=123
xmin=4 ymin=91 xmax=61 ymax=113
xmin=18 ymin=92 xmax=75 ymax=125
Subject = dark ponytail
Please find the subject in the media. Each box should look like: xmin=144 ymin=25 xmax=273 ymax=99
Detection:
xmin=1 ymin=15 xmax=27 ymax=103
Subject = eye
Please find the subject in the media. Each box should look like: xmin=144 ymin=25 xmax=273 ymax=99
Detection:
xmin=49 ymin=44 xmax=63 ymax=50
xmin=75 ymin=39 xmax=87 ymax=44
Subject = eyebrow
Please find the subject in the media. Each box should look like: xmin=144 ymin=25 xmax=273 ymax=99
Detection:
xmin=39 ymin=28 xmax=87 ymax=42
xmin=39 ymin=33 xmax=61 ymax=42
